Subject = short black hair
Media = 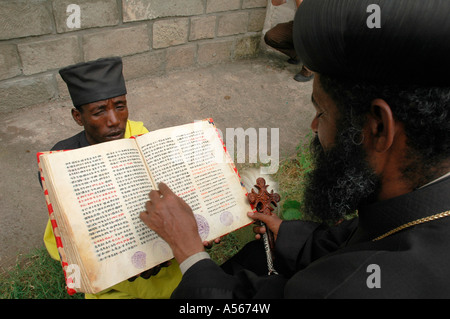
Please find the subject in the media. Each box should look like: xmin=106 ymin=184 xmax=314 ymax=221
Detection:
xmin=319 ymin=75 xmax=450 ymax=186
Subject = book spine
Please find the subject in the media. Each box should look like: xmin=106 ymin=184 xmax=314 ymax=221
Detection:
xmin=37 ymin=151 xmax=77 ymax=296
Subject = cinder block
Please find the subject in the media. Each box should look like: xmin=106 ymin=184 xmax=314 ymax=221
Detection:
xmin=83 ymin=25 xmax=150 ymax=61
xmin=206 ymin=0 xmax=240 ymax=13
xmin=234 ymin=35 xmax=261 ymax=59
xmin=189 ymin=16 xmax=216 ymax=41
xmin=217 ymin=12 xmax=248 ymax=37
xmin=52 ymin=0 xmax=119 ymax=33
xmin=153 ymin=18 xmax=189 ymax=49
xmin=0 ymin=74 xmax=57 ymax=112
xmin=0 ymin=2 xmax=53 ymax=40
xmin=56 ymin=74 xmax=70 ymax=99
xmin=18 ymin=36 xmax=82 ymax=75
xmin=123 ymin=0 xmax=204 ymax=22
xmin=242 ymin=0 xmax=268 ymax=9
xmin=166 ymin=44 xmax=196 ymax=71
xmin=248 ymin=8 xmax=267 ymax=32
xmin=0 ymin=45 xmax=21 ymax=81
xmin=122 ymin=51 xmax=166 ymax=80
xmin=197 ymin=39 xmax=233 ymax=65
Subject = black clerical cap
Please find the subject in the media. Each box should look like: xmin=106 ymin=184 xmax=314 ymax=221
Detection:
xmin=59 ymin=57 xmax=127 ymax=108
xmin=293 ymin=0 xmax=450 ymax=85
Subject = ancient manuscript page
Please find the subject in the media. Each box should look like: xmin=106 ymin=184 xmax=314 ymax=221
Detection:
xmin=135 ymin=120 xmax=253 ymax=242
xmin=41 ymin=138 xmax=173 ymax=294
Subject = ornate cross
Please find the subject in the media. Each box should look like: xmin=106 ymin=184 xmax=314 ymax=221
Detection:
xmin=248 ymin=177 xmax=281 ymax=216
xmin=247 ymin=177 xmax=280 ymax=274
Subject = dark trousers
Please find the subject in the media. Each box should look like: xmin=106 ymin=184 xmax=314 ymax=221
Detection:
xmin=221 ymin=240 xmax=270 ymax=276
xmin=264 ymin=21 xmax=297 ymax=60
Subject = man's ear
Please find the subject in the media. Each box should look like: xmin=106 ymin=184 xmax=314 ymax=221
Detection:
xmin=366 ymin=98 xmax=396 ymax=153
xmin=71 ymin=108 xmax=84 ymax=126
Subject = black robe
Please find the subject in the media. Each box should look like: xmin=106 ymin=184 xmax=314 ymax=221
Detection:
xmin=38 ymin=132 xmax=90 ymax=188
xmin=50 ymin=131 xmax=90 ymax=151
xmin=172 ymin=176 xmax=450 ymax=298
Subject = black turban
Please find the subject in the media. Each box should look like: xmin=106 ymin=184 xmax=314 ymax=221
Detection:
xmin=59 ymin=57 xmax=127 ymax=108
xmin=293 ymin=0 xmax=450 ymax=85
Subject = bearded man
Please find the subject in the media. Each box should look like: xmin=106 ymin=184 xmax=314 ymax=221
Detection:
xmin=139 ymin=0 xmax=450 ymax=298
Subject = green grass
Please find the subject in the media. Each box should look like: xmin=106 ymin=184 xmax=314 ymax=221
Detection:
xmin=0 ymin=136 xmax=314 ymax=299
xmin=0 ymin=247 xmax=83 ymax=299
xmin=274 ymin=132 xmax=314 ymax=221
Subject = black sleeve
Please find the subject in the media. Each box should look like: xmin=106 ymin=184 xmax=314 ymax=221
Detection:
xmin=171 ymin=259 xmax=287 ymax=299
xmin=275 ymin=218 xmax=358 ymax=277
xmin=172 ymin=218 xmax=358 ymax=299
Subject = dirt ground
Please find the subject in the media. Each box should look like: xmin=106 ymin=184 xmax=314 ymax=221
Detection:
xmin=0 ymin=53 xmax=314 ymax=271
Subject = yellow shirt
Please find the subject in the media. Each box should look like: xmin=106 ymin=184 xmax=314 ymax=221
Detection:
xmin=43 ymin=120 xmax=182 ymax=299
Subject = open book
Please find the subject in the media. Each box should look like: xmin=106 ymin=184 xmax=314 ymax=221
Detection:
xmin=37 ymin=119 xmax=253 ymax=294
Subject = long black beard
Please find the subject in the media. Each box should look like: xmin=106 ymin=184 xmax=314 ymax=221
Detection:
xmin=302 ymin=129 xmax=381 ymax=223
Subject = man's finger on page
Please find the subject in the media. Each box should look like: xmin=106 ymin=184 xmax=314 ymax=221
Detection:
xmin=139 ymin=211 xmax=151 ymax=226
xmin=149 ymin=189 xmax=162 ymax=202
xmin=144 ymin=199 xmax=154 ymax=212
xmin=158 ymin=182 xmax=175 ymax=196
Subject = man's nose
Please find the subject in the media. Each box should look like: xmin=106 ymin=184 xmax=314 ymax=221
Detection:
xmin=106 ymin=109 xmax=120 ymax=127
xmin=310 ymin=115 xmax=319 ymax=134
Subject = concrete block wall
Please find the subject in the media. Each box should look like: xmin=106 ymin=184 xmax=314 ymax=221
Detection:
xmin=0 ymin=0 xmax=268 ymax=113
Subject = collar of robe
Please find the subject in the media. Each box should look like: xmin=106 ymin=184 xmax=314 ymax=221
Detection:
xmin=350 ymin=175 xmax=450 ymax=243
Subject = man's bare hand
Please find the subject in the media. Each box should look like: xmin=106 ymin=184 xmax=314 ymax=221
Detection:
xmin=127 ymin=261 xmax=171 ymax=282
xmin=203 ymin=237 xmax=221 ymax=249
xmin=140 ymin=182 xmax=204 ymax=264
xmin=248 ymin=211 xmax=283 ymax=241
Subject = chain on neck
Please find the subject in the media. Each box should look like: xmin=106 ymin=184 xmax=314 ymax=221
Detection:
xmin=372 ymin=210 xmax=450 ymax=241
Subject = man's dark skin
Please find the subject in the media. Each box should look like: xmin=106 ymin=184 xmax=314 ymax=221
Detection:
xmin=71 ymin=94 xmax=128 ymax=145
xmin=139 ymin=73 xmax=450 ymax=265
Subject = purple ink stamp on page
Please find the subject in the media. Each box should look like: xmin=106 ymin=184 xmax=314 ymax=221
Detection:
xmin=220 ymin=211 xmax=233 ymax=226
xmin=131 ymin=251 xmax=146 ymax=269
xmin=152 ymin=240 xmax=171 ymax=259
xmin=194 ymin=214 xmax=210 ymax=240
